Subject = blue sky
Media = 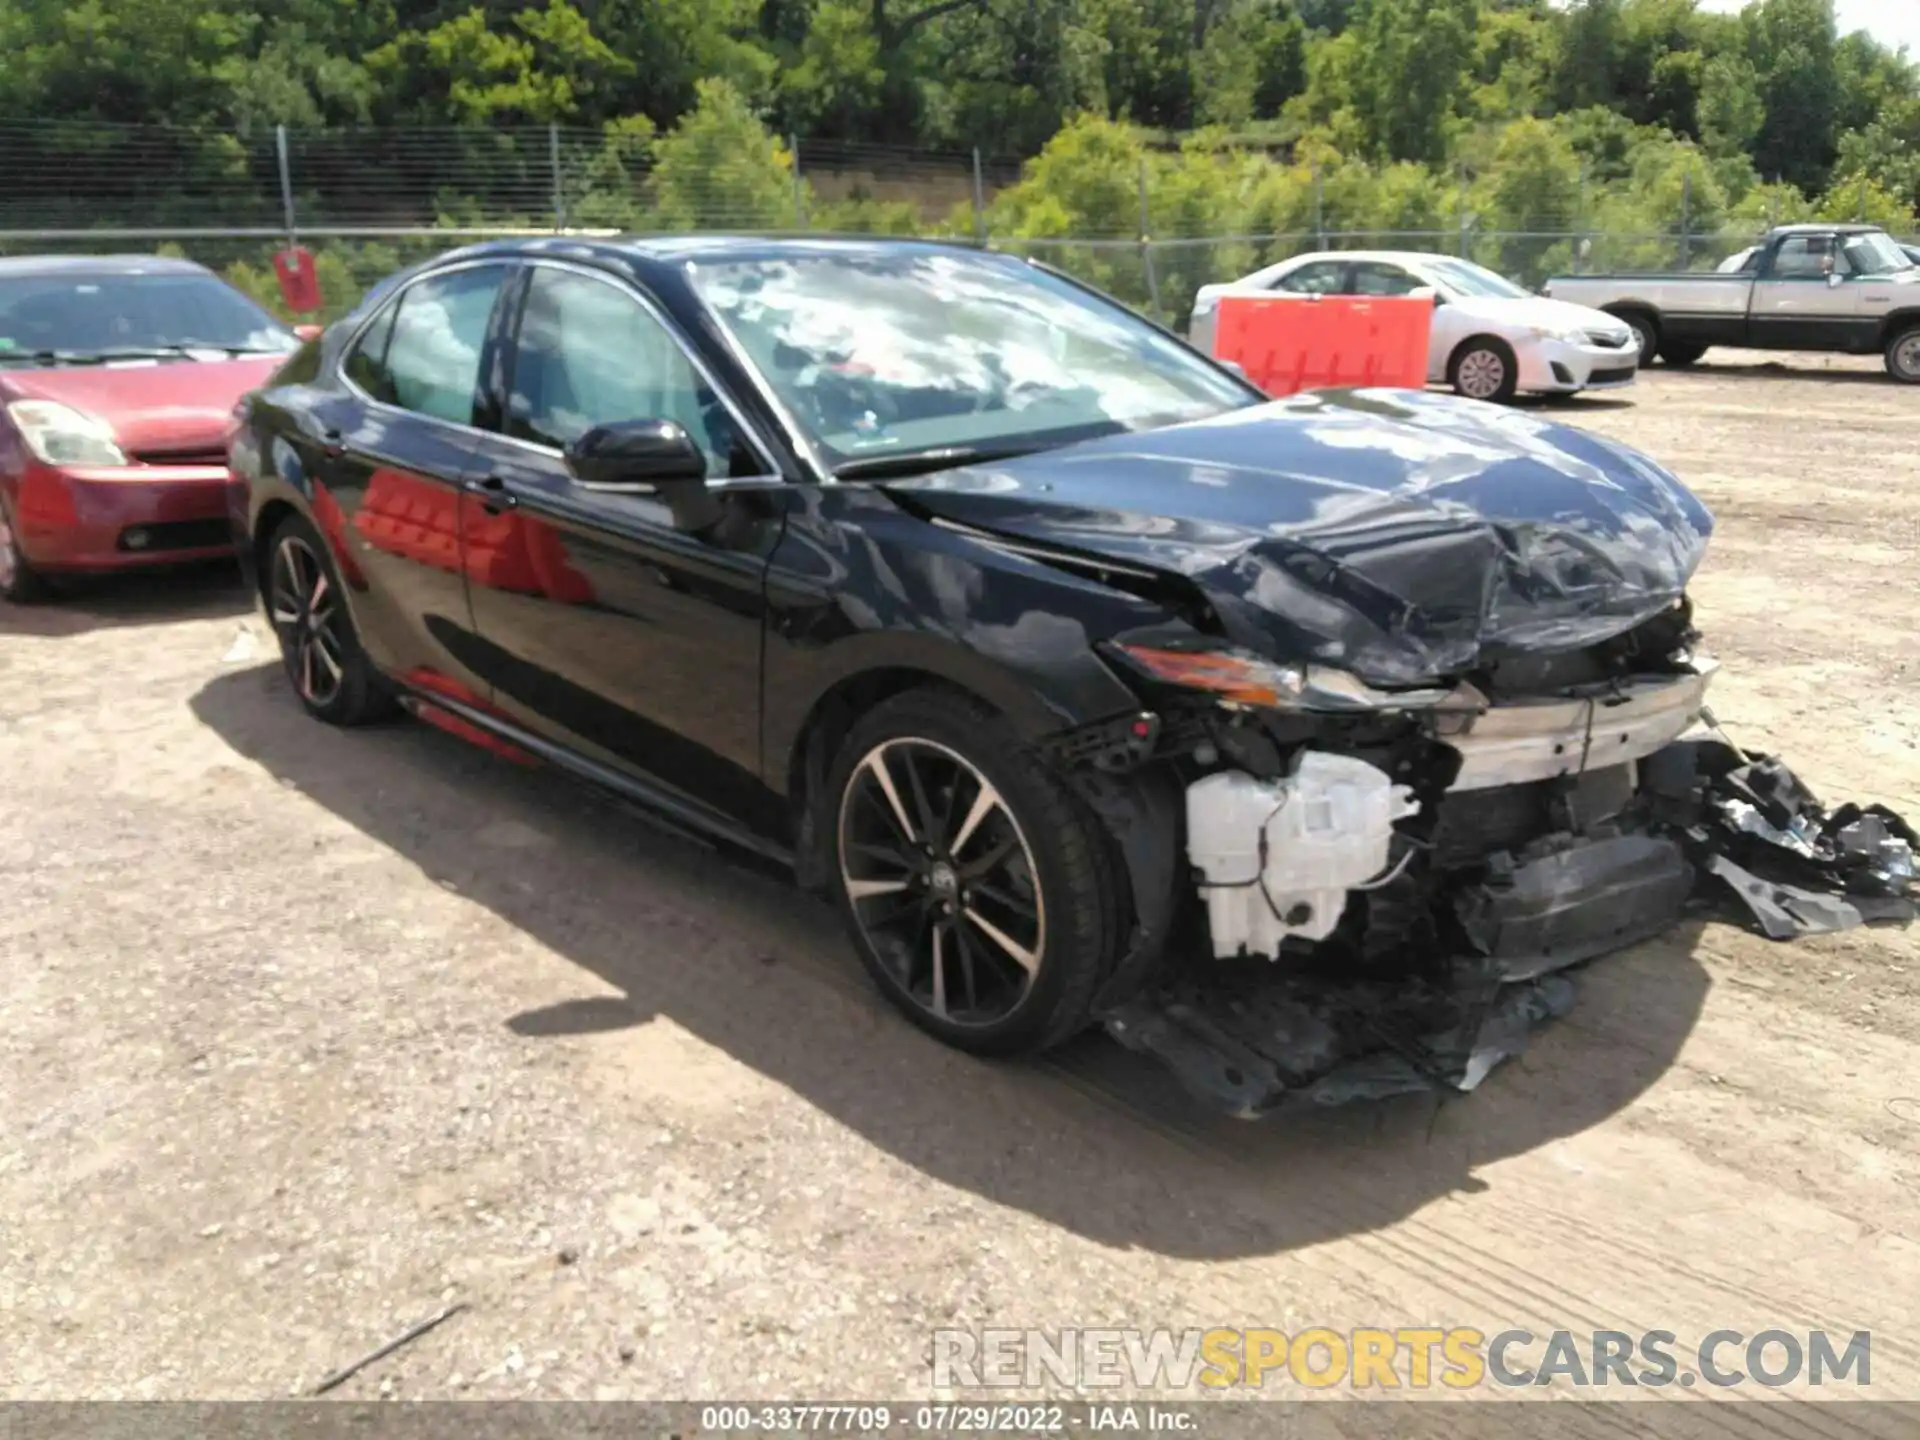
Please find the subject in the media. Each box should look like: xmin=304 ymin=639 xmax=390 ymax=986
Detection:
xmin=1698 ymin=0 xmax=1920 ymax=54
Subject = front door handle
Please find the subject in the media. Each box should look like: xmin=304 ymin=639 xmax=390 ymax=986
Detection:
xmin=469 ymin=474 xmax=518 ymax=514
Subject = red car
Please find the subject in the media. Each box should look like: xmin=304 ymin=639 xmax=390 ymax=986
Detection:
xmin=0 ymin=255 xmax=312 ymax=601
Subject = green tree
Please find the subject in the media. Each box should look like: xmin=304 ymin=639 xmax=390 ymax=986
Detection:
xmin=1347 ymin=0 xmax=1479 ymax=166
xmin=778 ymin=1 xmax=887 ymax=137
xmin=649 ymin=77 xmax=798 ymax=230
xmin=1749 ymin=0 xmax=1839 ymax=192
xmin=1699 ymin=53 xmax=1766 ymax=158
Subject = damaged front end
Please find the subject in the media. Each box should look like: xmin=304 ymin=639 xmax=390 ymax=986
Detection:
xmin=889 ymin=391 xmax=1917 ymax=1115
xmin=1067 ymin=614 xmax=1917 ymax=1118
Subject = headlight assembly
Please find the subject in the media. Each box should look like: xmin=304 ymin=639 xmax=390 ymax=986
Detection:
xmin=1111 ymin=643 xmax=1458 ymax=714
xmin=7 ymin=400 xmax=128 ymax=467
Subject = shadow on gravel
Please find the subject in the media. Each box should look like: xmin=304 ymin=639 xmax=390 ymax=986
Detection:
xmin=1515 ymin=394 xmax=1639 ymax=413
xmin=1653 ymin=361 xmax=1895 ymax=387
xmin=0 ymin=561 xmax=249 ymax=637
xmin=192 ymin=666 xmax=1712 ymax=1262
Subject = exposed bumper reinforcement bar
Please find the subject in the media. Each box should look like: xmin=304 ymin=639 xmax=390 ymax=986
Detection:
xmin=1442 ymin=663 xmax=1717 ymax=792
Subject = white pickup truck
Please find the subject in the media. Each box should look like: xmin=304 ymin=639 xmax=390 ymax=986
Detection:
xmin=1544 ymin=224 xmax=1920 ymax=383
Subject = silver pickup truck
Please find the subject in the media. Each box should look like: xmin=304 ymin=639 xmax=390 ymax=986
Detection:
xmin=1544 ymin=224 xmax=1920 ymax=383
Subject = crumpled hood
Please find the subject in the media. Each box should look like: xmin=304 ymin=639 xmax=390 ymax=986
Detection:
xmin=879 ymin=389 xmax=1714 ymax=686
xmin=1 ymin=356 xmax=281 ymax=456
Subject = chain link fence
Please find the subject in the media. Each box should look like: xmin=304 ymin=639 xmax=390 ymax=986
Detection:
xmin=2 ymin=120 xmax=1913 ymax=331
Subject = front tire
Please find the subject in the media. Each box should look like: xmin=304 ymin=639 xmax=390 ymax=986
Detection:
xmin=1886 ymin=325 xmax=1920 ymax=385
xmin=264 ymin=513 xmax=396 ymax=725
xmin=1617 ymin=311 xmax=1660 ymax=366
xmin=1449 ymin=338 xmax=1520 ymax=404
xmin=825 ymin=689 xmax=1121 ymax=1056
xmin=1660 ymin=342 xmax=1707 ymax=368
xmin=0 ymin=498 xmax=48 ymax=604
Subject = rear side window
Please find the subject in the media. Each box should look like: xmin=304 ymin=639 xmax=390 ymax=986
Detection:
xmin=345 ymin=265 xmax=507 ymax=425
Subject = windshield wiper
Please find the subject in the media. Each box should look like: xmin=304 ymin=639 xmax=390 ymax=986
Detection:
xmin=833 ymin=443 xmax=1051 ymax=480
xmin=6 ymin=343 xmax=286 ymax=366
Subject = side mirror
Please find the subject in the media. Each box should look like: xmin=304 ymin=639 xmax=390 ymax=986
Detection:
xmin=293 ymin=323 xmax=324 ymax=342
xmin=1217 ymin=358 xmax=1251 ymax=381
xmin=1828 ymin=271 xmax=1845 ymax=288
xmin=565 ymin=419 xmax=709 ymax=489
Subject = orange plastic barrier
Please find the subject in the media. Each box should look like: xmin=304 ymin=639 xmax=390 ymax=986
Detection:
xmin=1213 ymin=293 xmax=1432 ymax=396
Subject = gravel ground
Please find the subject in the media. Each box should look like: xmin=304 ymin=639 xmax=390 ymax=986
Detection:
xmin=3 ymin=353 xmax=1917 ymax=1425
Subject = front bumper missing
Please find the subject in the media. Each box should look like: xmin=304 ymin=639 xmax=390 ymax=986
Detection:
xmin=1102 ymin=727 xmax=1917 ymax=1118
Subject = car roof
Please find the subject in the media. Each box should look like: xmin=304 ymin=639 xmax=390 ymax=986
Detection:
xmin=0 ymin=254 xmax=213 ymax=279
xmin=429 ymin=234 xmax=1003 ymax=272
xmin=1770 ymin=223 xmax=1884 ymax=236
xmin=1275 ymin=250 xmax=1467 ymax=269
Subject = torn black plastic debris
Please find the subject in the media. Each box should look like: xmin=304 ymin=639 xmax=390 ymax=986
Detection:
xmin=1674 ymin=742 xmax=1920 ymax=936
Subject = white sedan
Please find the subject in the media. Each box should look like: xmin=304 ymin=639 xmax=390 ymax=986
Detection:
xmin=1189 ymin=250 xmax=1639 ymax=403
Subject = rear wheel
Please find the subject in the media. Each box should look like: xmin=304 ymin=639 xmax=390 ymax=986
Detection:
xmin=1659 ymin=342 xmax=1707 ymax=368
xmin=1449 ymin=338 xmax=1520 ymax=404
xmin=1885 ymin=325 xmax=1920 ymax=385
xmin=826 ymin=689 xmax=1121 ymax=1056
xmin=265 ymin=513 xmax=396 ymax=725
xmin=0 ymin=499 xmax=47 ymax=604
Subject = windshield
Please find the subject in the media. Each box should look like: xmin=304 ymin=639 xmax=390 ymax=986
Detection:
xmin=1421 ymin=257 xmax=1531 ymax=299
xmin=686 ymin=249 xmax=1255 ymax=469
xmin=1841 ymin=232 xmax=1915 ymax=276
xmin=0 ymin=270 xmax=296 ymax=360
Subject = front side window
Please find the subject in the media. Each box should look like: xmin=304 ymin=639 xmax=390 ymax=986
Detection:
xmin=1349 ymin=263 xmax=1425 ymax=297
xmin=506 ymin=268 xmax=757 ymax=477
xmin=687 ymin=248 xmax=1254 ymax=469
xmin=1276 ymin=261 xmax=1346 ymax=295
xmin=1768 ymin=237 xmax=1835 ymax=280
xmin=348 ymin=265 xmax=507 ymax=425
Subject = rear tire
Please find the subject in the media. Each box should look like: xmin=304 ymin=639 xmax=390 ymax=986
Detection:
xmin=1885 ymin=325 xmax=1920 ymax=385
xmin=264 ymin=513 xmax=396 ymax=726
xmin=0 ymin=498 xmax=48 ymax=604
xmin=824 ymin=688 xmax=1122 ymax=1057
xmin=1449 ymin=338 xmax=1520 ymax=404
xmin=1659 ymin=342 xmax=1707 ymax=368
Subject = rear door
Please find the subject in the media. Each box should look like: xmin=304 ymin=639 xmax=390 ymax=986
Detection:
xmin=306 ymin=261 xmax=512 ymax=698
xmin=1749 ymin=234 xmax=1856 ymax=350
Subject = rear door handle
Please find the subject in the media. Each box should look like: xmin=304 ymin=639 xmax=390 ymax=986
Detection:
xmin=469 ymin=474 xmax=518 ymax=514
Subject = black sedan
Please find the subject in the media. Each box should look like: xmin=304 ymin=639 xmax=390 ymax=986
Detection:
xmin=230 ymin=238 xmax=1914 ymax=1113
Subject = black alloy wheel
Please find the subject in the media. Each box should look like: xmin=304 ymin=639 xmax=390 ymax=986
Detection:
xmin=265 ymin=514 xmax=394 ymax=725
xmin=826 ymin=691 xmax=1119 ymax=1056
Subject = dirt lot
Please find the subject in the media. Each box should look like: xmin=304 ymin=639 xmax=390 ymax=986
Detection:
xmin=3 ymin=354 xmax=1917 ymax=1426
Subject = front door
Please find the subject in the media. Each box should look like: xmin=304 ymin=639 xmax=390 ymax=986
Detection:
xmin=307 ymin=262 xmax=511 ymax=698
xmin=457 ymin=261 xmax=791 ymax=838
xmin=1749 ymin=234 xmax=1857 ymax=351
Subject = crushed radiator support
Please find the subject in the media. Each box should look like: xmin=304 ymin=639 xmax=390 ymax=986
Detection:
xmin=1103 ymin=738 xmax=1917 ymax=1118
